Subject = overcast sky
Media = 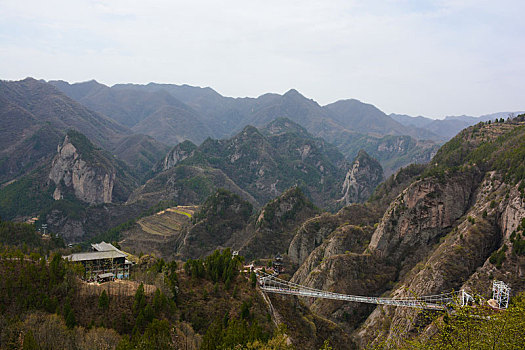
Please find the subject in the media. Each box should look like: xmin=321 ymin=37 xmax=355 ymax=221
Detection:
xmin=1 ymin=0 xmax=524 ymax=118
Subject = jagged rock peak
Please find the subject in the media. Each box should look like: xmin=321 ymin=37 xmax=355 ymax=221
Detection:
xmin=156 ymin=140 xmax=197 ymax=172
xmin=339 ymin=150 xmax=384 ymax=205
xmin=48 ymin=130 xmax=115 ymax=205
xmin=255 ymin=186 xmax=316 ymax=228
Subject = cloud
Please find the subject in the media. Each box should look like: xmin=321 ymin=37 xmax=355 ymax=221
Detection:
xmin=0 ymin=0 xmax=524 ymax=117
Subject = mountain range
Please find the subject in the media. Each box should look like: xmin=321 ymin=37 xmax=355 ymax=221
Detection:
xmin=391 ymin=111 xmax=523 ymax=140
xmin=1 ymin=75 xmax=525 ymax=349
xmin=0 ymin=78 xmax=169 ymax=185
xmin=108 ymin=115 xmax=525 ymax=348
xmin=49 ymin=79 xmax=520 ymax=176
xmin=47 ymin=80 xmax=438 ymax=174
xmin=129 ymin=117 xmax=377 ymax=210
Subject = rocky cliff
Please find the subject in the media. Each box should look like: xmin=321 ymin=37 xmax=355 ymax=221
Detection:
xmin=368 ymin=170 xmax=479 ymax=275
xmin=43 ymin=130 xmax=142 ymax=242
xmin=288 ymin=204 xmax=380 ymax=268
xmin=287 ymin=120 xmax=525 ymax=347
xmin=155 ymin=140 xmax=197 ymax=172
xmin=49 ymin=132 xmax=116 ymax=204
xmin=290 ymin=224 xmax=395 ymax=332
xmin=339 ymin=150 xmax=384 ymax=205
xmin=356 ymin=171 xmax=524 ymax=347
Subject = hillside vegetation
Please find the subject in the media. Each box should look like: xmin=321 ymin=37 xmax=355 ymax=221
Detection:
xmin=0 ymin=242 xmax=301 ymax=349
xmin=132 ymin=119 xmax=353 ymax=210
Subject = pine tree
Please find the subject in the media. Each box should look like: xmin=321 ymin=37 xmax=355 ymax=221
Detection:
xmin=133 ymin=283 xmax=146 ymax=316
xmin=98 ymin=290 xmax=109 ymax=310
xmin=22 ymin=330 xmax=39 ymax=350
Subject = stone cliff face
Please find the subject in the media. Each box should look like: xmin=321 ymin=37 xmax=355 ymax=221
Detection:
xmin=288 ymin=167 xmax=516 ymax=344
xmin=290 ymin=224 xmax=395 ymax=331
xmin=462 ymin=175 xmax=525 ymax=294
xmin=287 ymin=214 xmax=341 ymax=267
xmin=291 ymin=225 xmax=373 ymax=286
xmin=288 ymin=204 xmax=380 ymax=268
xmin=356 ymin=171 xmax=525 ymax=346
xmin=156 ymin=140 xmax=197 ymax=172
xmin=49 ymin=135 xmax=115 ymax=204
xmin=339 ymin=150 xmax=384 ymax=205
xmin=367 ymin=170 xmax=479 ymax=274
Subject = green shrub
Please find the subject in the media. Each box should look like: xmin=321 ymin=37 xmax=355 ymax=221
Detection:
xmin=489 ymin=245 xmax=507 ymax=268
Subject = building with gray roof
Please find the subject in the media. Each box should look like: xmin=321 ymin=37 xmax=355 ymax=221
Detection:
xmin=64 ymin=242 xmax=132 ymax=282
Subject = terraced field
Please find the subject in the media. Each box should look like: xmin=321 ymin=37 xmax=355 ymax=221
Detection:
xmin=137 ymin=206 xmax=196 ymax=236
xmin=120 ymin=205 xmax=198 ymax=258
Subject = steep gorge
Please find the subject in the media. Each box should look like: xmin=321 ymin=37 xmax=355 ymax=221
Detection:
xmin=287 ymin=119 xmax=525 ymax=347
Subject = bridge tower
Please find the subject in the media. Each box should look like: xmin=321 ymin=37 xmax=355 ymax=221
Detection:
xmin=492 ymin=280 xmax=510 ymax=309
xmin=460 ymin=290 xmax=474 ymax=306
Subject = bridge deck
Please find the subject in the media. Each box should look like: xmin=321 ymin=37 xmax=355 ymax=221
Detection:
xmin=257 ymin=272 xmax=459 ymax=310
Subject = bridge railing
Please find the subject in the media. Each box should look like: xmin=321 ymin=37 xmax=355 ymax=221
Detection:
xmin=256 ymin=271 xmax=460 ymax=310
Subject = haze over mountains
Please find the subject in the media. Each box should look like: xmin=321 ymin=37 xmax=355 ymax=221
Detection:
xmin=47 ymin=79 xmax=521 ymax=175
xmin=50 ymin=79 xmax=519 ymax=141
xmin=391 ymin=111 xmax=522 ymax=140
xmin=1 ymin=76 xmax=519 ymax=203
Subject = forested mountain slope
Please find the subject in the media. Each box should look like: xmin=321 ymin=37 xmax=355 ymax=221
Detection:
xmin=131 ymin=119 xmax=360 ymax=210
xmin=0 ymin=79 xmax=169 ymax=185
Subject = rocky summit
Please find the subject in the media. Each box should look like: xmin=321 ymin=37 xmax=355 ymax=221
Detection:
xmin=339 ymin=150 xmax=384 ymax=205
xmin=49 ymin=133 xmax=116 ymax=204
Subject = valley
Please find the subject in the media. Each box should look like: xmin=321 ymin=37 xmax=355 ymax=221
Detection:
xmin=0 ymin=77 xmax=524 ymax=349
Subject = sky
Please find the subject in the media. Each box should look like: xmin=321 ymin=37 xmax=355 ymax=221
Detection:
xmin=1 ymin=0 xmax=524 ymax=118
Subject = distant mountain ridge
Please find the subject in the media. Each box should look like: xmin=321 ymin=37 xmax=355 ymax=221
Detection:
xmin=49 ymin=80 xmax=213 ymax=145
xmin=46 ymin=79 xmax=523 ymax=147
xmin=49 ymin=78 xmax=520 ymax=178
xmin=391 ymin=111 xmax=524 ymax=140
xmin=49 ymin=79 xmax=448 ymax=174
xmin=0 ymin=78 xmax=169 ymax=185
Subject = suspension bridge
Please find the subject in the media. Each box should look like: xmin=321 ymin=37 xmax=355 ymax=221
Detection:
xmin=257 ymin=271 xmax=510 ymax=311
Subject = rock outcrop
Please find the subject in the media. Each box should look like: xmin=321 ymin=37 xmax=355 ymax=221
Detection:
xmin=49 ymin=132 xmax=116 ymax=204
xmin=339 ymin=150 xmax=384 ymax=205
xmin=290 ymin=224 xmax=395 ymax=331
xmin=239 ymin=187 xmax=319 ymax=260
xmin=368 ymin=170 xmax=479 ymax=274
xmin=291 ymin=225 xmax=373 ymax=286
xmin=288 ymin=204 xmax=380 ymax=267
xmin=155 ymin=140 xmax=197 ymax=172
xmin=287 ymin=213 xmax=341 ymax=267
xmin=356 ymin=171 xmax=522 ymax=347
